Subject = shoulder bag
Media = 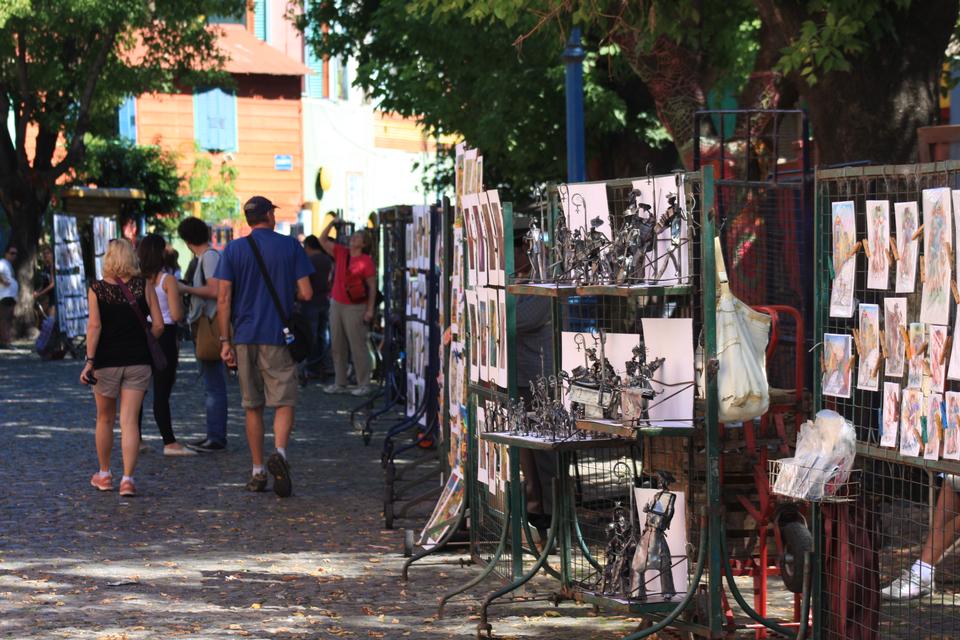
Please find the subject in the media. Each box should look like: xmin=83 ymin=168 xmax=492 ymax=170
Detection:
xmin=192 ymin=250 xmax=222 ymax=362
xmin=246 ymin=236 xmax=312 ymax=362
xmin=116 ymin=278 xmax=168 ymax=371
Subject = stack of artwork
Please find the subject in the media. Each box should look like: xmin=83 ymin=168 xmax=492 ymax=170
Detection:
xmin=53 ymin=213 xmax=88 ymax=338
xmin=824 ymin=189 xmax=960 ymax=462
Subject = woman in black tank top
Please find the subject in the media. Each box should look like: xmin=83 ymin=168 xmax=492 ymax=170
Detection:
xmin=80 ymin=239 xmax=164 ymax=498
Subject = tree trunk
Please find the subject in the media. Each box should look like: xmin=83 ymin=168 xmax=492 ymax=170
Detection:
xmin=756 ymin=0 xmax=959 ymax=165
xmin=1 ymin=180 xmax=50 ymax=336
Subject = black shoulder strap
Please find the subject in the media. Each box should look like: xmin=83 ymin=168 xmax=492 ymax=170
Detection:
xmin=198 ymin=248 xmax=219 ymax=286
xmin=246 ymin=236 xmax=289 ymax=326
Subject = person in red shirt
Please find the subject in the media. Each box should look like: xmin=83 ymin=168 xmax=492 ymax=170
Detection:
xmin=319 ymin=215 xmax=378 ymax=396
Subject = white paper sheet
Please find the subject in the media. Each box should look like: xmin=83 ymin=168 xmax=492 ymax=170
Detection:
xmin=641 ymin=318 xmax=695 ymax=428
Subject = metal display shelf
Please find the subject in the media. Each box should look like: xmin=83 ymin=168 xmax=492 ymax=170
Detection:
xmin=575 ymin=418 xmax=699 ymax=439
xmin=507 ymin=283 xmax=693 ymax=298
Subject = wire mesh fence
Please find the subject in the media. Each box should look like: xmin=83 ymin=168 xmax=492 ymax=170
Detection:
xmin=815 ymin=162 xmax=960 ymax=640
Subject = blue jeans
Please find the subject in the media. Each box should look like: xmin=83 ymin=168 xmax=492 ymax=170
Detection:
xmin=301 ymin=298 xmax=332 ymax=376
xmin=199 ymin=359 xmax=228 ymax=445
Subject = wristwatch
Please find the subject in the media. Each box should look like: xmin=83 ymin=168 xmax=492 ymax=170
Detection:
xmin=219 ymin=336 xmax=231 ymax=343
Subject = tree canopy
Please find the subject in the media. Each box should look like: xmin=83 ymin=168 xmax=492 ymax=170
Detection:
xmin=0 ymin=0 xmax=242 ymax=280
xmin=300 ymin=1 xmax=679 ymax=201
xmin=362 ymin=0 xmax=960 ymax=168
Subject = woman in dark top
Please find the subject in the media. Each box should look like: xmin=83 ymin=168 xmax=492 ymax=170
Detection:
xmin=80 ymin=239 xmax=163 ymax=497
xmin=137 ymin=235 xmax=194 ymax=456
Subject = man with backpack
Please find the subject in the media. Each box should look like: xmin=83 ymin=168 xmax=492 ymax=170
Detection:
xmin=178 ymin=217 xmax=230 ymax=452
xmin=215 ymin=196 xmax=313 ymax=497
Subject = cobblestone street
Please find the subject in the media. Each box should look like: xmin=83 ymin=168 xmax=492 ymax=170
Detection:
xmin=0 ymin=347 xmax=638 ymax=640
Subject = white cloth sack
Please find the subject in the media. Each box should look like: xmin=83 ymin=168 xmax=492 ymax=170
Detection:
xmin=714 ymin=237 xmax=771 ymax=422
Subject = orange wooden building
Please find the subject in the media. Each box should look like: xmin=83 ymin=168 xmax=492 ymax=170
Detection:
xmin=127 ymin=24 xmax=310 ymax=224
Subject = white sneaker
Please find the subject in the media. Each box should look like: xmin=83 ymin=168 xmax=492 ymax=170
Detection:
xmin=323 ymin=384 xmax=351 ymax=394
xmin=881 ymin=569 xmax=934 ymax=601
xmin=351 ymin=384 xmax=375 ymax=397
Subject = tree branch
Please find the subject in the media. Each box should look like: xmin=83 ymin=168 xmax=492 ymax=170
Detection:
xmin=45 ymin=22 xmax=120 ymax=184
xmin=14 ymin=30 xmax=32 ymax=170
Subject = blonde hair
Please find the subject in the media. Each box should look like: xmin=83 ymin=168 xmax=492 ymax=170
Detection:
xmin=102 ymin=238 xmax=141 ymax=280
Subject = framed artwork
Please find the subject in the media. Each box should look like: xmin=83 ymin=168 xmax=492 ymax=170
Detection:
xmin=463 ymin=194 xmax=478 ymax=287
xmin=880 ymin=382 xmax=900 ymax=448
xmin=884 ymin=297 xmax=907 ymax=378
xmin=920 ymin=187 xmax=952 ymax=325
xmin=926 ymin=393 xmax=944 ymax=461
xmin=929 ymin=324 xmax=948 ymax=393
xmin=894 ymin=201 xmax=919 ymax=294
xmin=822 ymin=333 xmax=853 ymax=399
xmin=487 ymin=190 xmax=506 ymax=284
xmin=900 ymin=388 xmax=923 ymax=458
xmin=865 ymin=200 xmax=890 ymax=290
xmin=829 ymin=201 xmax=857 ymax=318
xmin=945 ymin=391 xmax=960 ymax=461
xmin=907 ymin=323 xmax=925 ymax=390
xmin=856 ymin=304 xmax=881 ymax=391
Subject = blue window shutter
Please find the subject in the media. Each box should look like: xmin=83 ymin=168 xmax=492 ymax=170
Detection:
xmin=118 ymin=97 xmax=136 ymax=142
xmin=254 ymin=0 xmax=268 ymax=41
xmin=195 ymin=88 xmax=237 ymax=152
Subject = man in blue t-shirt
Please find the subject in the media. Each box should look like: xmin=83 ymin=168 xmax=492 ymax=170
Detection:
xmin=215 ymin=196 xmax=313 ymax=497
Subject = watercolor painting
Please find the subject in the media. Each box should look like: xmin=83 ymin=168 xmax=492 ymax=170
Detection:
xmin=929 ymin=324 xmax=948 ymax=393
xmin=881 ymin=382 xmax=900 ymax=448
xmin=946 ymin=392 xmax=960 ymax=461
xmin=950 ymin=314 xmax=960 ymax=382
xmin=894 ymin=201 xmax=919 ymax=294
xmin=920 ymin=187 xmax=952 ymax=325
xmin=822 ymin=333 xmax=853 ymax=399
xmin=900 ymin=388 xmax=923 ymax=458
xmin=926 ymin=393 xmax=944 ymax=461
xmin=829 ymin=201 xmax=857 ymax=318
xmin=866 ymin=200 xmax=890 ymax=289
xmin=907 ymin=323 xmax=925 ymax=390
xmin=884 ymin=297 xmax=907 ymax=378
xmin=857 ymin=304 xmax=881 ymax=391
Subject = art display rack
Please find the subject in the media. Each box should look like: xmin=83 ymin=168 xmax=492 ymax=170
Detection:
xmin=354 ymin=206 xmax=409 ymax=445
xmin=381 ymin=205 xmax=445 ymax=531
xmin=813 ymin=161 xmax=960 ymax=640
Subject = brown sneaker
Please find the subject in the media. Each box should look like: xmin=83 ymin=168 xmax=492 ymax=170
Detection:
xmin=90 ymin=472 xmax=113 ymax=492
xmin=267 ymin=452 xmax=292 ymax=498
xmin=245 ymin=472 xmax=268 ymax=492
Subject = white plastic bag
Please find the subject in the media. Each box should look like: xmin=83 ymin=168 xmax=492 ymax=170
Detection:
xmin=714 ymin=237 xmax=771 ymax=422
xmin=773 ymin=410 xmax=857 ymax=500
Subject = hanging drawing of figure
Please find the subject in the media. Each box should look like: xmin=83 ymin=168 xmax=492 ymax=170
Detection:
xmin=829 ymin=201 xmax=857 ymax=318
xmin=822 ymin=333 xmax=853 ymax=399
xmin=900 ymin=388 xmax=922 ymax=458
xmin=929 ymin=324 xmax=948 ymax=393
xmin=866 ymin=200 xmax=890 ymax=290
xmin=920 ymin=187 xmax=952 ymax=325
xmin=907 ymin=323 xmax=925 ymax=390
xmin=945 ymin=392 xmax=960 ymax=461
xmin=880 ymin=382 xmax=900 ymax=448
xmin=926 ymin=393 xmax=944 ymax=461
xmin=857 ymin=304 xmax=881 ymax=391
xmin=884 ymin=298 xmax=907 ymax=378
xmin=895 ymin=201 xmax=919 ymax=294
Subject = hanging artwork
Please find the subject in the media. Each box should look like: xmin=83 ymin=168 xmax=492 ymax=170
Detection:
xmin=487 ymin=191 xmax=507 ymax=285
xmin=925 ymin=393 xmax=944 ymax=461
xmin=919 ymin=187 xmax=952 ymax=325
xmin=954 ymin=191 xmax=960 ymax=278
xmin=899 ymin=388 xmax=923 ymax=458
xmin=822 ymin=333 xmax=853 ymax=399
xmin=894 ymin=201 xmax=920 ymax=294
xmin=929 ymin=324 xmax=948 ymax=393
xmin=559 ymin=181 xmax=611 ymax=239
xmin=949 ymin=314 xmax=960 ymax=382
xmin=907 ymin=323 xmax=925 ymax=390
xmin=829 ymin=201 xmax=857 ymax=318
xmin=640 ymin=319 xmax=696 ymax=428
xmin=466 ymin=291 xmax=479 ymax=384
xmin=463 ymin=194 xmax=478 ymax=287
xmin=945 ymin=392 xmax=960 ymax=461
xmin=856 ymin=304 xmax=881 ymax=391
xmin=880 ymin=383 xmax=900 ymax=448
xmin=884 ymin=298 xmax=907 ymax=378
xmin=497 ymin=288 xmax=508 ymax=389
xmin=865 ymin=200 xmax=890 ymax=290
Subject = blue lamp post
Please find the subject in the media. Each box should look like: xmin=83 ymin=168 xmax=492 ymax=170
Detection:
xmin=563 ymin=27 xmax=586 ymax=182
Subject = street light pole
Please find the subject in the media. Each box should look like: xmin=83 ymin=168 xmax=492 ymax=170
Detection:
xmin=563 ymin=27 xmax=586 ymax=182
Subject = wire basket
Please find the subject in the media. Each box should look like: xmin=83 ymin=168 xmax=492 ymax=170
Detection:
xmin=768 ymin=458 xmax=861 ymax=503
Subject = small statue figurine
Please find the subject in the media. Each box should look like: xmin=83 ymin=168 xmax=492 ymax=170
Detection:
xmin=601 ymin=501 xmax=638 ymax=597
xmin=629 ymin=471 xmax=678 ymax=601
xmin=525 ymin=220 xmax=547 ymax=282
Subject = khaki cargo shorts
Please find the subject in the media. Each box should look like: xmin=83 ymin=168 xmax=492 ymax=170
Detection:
xmin=93 ymin=365 xmax=152 ymax=398
xmin=236 ymin=344 xmax=299 ymax=409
